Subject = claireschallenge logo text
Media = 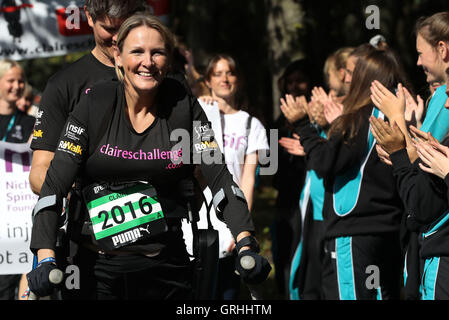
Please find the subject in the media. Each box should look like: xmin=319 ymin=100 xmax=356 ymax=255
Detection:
xmin=100 ymin=144 xmax=183 ymax=162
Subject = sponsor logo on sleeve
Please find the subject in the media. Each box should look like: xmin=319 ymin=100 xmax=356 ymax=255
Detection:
xmin=64 ymin=122 xmax=85 ymax=141
xmin=193 ymin=122 xmax=213 ymax=141
xmin=194 ymin=140 xmax=219 ymax=153
xmin=33 ymin=129 xmax=43 ymax=138
xmin=33 ymin=130 xmax=44 ymax=139
xmin=33 ymin=110 xmax=44 ymax=127
xmin=58 ymin=140 xmax=83 ymax=156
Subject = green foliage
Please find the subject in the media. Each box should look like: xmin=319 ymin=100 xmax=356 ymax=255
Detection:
xmin=19 ymin=51 xmax=89 ymax=93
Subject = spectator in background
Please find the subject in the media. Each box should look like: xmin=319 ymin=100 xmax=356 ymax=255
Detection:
xmin=0 ymin=59 xmax=35 ymax=300
xmin=344 ymin=43 xmax=377 ymax=94
xmin=271 ymin=59 xmax=311 ymax=298
xmin=16 ymin=82 xmax=39 ymax=117
xmin=183 ymin=53 xmax=269 ymax=300
xmin=289 ymin=47 xmax=353 ymax=300
xmin=172 ymin=40 xmax=209 ymax=97
xmin=324 ymin=47 xmax=354 ymax=101
xmin=0 ymin=59 xmax=35 ymax=143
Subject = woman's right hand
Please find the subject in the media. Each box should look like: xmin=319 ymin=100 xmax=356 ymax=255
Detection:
xmin=323 ymin=99 xmax=343 ymax=124
xmin=280 ymin=94 xmax=307 ymax=123
xmin=409 ymin=125 xmax=439 ymax=144
xmin=417 ymin=141 xmax=449 ymax=179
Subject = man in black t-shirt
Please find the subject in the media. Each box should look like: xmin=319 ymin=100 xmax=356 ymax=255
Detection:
xmin=29 ymin=0 xmax=147 ymax=195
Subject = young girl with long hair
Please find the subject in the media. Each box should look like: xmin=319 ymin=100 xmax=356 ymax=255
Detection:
xmin=182 ymin=54 xmax=269 ymax=299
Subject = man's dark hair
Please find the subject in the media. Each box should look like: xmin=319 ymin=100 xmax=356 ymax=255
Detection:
xmin=84 ymin=0 xmax=147 ymax=22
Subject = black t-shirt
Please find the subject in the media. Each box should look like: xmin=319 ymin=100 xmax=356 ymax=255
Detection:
xmin=31 ymin=79 xmax=254 ymax=253
xmin=0 ymin=110 xmax=35 ymax=143
xmin=31 ymin=53 xmax=116 ymax=152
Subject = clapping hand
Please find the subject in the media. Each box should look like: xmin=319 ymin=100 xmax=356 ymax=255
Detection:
xmin=369 ymin=116 xmax=406 ymax=155
xmin=409 ymin=125 xmax=438 ymax=144
xmin=403 ymin=87 xmax=424 ymax=128
xmin=311 ymin=87 xmax=332 ymax=106
xmin=370 ymin=81 xmax=406 ymax=120
xmin=375 ymin=144 xmax=393 ymax=166
xmin=323 ymin=99 xmax=343 ymax=124
xmin=280 ymin=94 xmax=308 ymax=123
xmin=279 ymin=133 xmax=306 ymax=156
xmin=308 ymin=98 xmax=328 ymax=127
xmin=417 ymin=141 xmax=449 ymax=179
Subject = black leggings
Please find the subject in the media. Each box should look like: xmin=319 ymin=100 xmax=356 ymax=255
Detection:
xmin=62 ymin=245 xmax=193 ymax=300
xmin=0 ymin=275 xmax=21 ymax=300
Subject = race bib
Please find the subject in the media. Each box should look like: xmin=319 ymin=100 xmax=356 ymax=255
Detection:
xmin=83 ymin=182 xmax=168 ymax=251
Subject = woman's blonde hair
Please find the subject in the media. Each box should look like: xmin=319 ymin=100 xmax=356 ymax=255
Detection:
xmin=323 ymin=47 xmax=353 ymax=84
xmin=0 ymin=59 xmax=23 ymax=80
xmin=114 ymin=13 xmax=175 ymax=81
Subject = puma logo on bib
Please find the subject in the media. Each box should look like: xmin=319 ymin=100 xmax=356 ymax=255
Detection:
xmin=112 ymin=228 xmax=142 ymax=247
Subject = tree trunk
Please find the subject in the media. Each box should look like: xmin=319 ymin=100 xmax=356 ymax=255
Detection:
xmin=266 ymin=0 xmax=306 ymax=120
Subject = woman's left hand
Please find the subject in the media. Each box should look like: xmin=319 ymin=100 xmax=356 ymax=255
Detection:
xmin=375 ymin=144 xmax=393 ymax=166
xmin=417 ymin=141 xmax=449 ymax=179
xmin=279 ymin=133 xmax=305 ymax=156
xmin=369 ymin=116 xmax=406 ymax=154
xmin=409 ymin=125 xmax=439 ymax=144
